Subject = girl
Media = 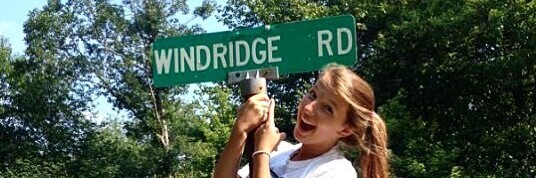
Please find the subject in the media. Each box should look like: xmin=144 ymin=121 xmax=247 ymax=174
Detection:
xmin=214 ymin=63 xmax=389 ymax=178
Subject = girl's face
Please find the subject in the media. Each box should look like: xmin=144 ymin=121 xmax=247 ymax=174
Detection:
xmin=293 ymin=82 xmax=352 ymax=147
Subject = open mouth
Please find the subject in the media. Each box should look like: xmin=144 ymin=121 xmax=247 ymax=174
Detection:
xmin=299 ymin=118 xmax=317 ymax=132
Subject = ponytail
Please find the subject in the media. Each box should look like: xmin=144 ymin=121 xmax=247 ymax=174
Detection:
xmin=359 ymin=113 xmax=389 ymax=178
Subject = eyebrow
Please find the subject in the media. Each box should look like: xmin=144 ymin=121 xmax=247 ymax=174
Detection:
xmin=327 ymin=98 xmax=338 ymax=108
xmin=313 ymin=84 xmax=339 ymax=108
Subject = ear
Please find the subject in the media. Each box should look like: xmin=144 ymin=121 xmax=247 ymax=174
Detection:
xmin=337 ymin=125 xmax=353 ymax=138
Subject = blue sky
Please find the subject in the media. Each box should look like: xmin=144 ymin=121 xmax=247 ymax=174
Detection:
xmin=0 ymin=1 xmax=47 ymax=54
xmin=0 ymin=0 xmax=229 ymax=122
xmin=0 ymin=0 xmax=229 ymax=54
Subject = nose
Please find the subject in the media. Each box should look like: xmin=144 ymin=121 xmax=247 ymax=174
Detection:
xmin=302 ymin=97 xmax=316 ymax=116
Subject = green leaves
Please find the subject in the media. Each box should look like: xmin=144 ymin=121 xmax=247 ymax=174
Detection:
xmin=194 ymin=0 xmax=217 ymax=20
xmin=3 ymin=0 xmax=535 ymax=177
xmin=221 ymin=0 xmax=536 ymax=177
xmin=3 ymin=0 xmax=220 ymax=177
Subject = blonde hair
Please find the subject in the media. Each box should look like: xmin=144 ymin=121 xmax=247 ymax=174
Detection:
xmin=317 ymin=63 xmax=389 ymax=178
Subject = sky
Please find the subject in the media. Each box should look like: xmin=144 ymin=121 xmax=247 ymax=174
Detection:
xmin=0 ymin=0 xmax=229 ymax=122
xmin=0 ymin=1 xmax=47 ymax=55
xmin=0 ymin=0 xmax=229 ymax=54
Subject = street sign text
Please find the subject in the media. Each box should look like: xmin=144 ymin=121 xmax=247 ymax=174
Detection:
xmin=151 ymin=15 xmax=357 ymax=87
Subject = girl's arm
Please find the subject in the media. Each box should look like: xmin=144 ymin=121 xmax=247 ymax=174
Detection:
xmin=252 ymin=99 xmax=286 ymax=178
xmin=213 ymin=126 xmax=247 ymax=178
xmin=213 ymin=94 xmax=271 ymax=178
xmin=252 ymin=150 xmax=271 ymax=178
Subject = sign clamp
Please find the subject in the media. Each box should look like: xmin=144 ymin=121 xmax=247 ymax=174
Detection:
xmin=228 ymin=67 xmax=279 ymax=84
xmin=228 ymin=67 xmax=279 ymax=98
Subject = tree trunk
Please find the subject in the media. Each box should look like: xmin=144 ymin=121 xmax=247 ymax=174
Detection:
xmin=150 ymin=86 xmax=173 ymax=177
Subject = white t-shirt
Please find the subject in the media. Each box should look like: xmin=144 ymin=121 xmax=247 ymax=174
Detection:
xmin=238 ymin=141 xmax=357 ymax=178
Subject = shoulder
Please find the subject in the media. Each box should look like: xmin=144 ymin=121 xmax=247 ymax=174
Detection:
xmin=270 ymin=141 xmax=300 ymax=168
xmin=309 ymin=153 xmax=357 ymax=177
xmin=271 ymin=141 xmax=300 ymax=158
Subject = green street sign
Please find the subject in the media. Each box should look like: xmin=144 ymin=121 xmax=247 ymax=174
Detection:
xmin=151 ymin=15 xmax=357 ymax=87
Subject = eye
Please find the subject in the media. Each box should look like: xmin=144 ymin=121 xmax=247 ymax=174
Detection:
xmin=323 ymin=104 xmax=334 ymax=115
xmin=307 ymin=90 xmax=317 ymax=100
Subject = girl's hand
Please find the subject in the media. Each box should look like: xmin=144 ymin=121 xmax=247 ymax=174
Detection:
xmin=234 ymin=93 xmax=270 ymax=134
xmin=254 ymin=99 xmax=286 ymax=152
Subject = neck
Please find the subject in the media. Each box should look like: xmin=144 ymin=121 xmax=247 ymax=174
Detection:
xmin=292 ymin=142 xmax=338 ymax=161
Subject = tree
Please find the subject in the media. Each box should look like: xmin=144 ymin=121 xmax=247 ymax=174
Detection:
xmin=362 ymin=0 xmax=536 ymax=176
xmin=220 ymin=0 xmax=536 ymax=177
xmin=179 ymin=84 xmax=238 ymax=177
xmin=73 ymin=121 xmax=151 ymax=177
xmin=0 ymin=32 xmax=93 ymax=177
xmin=23 ymin=0 xmax=216 ymax=177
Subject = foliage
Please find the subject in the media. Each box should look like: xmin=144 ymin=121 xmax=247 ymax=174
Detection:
xmin=220 ymin=0 xmax=536 ymax=177
xmin=2 ymin=0 xmax=535 ymax=177
xmin=0 ymin=34 xmax=92 ymax=177
xmin=73 ymin=121 xmax=151 ymax=177
xmin=3 ymin=0 xmax=218 ymax=177
xmin=178 ymin=84 xmax=238 ymax=177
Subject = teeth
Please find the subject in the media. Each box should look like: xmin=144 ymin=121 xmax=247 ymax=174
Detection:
xmin=301 ymin=118 xmax=315 ymax=126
